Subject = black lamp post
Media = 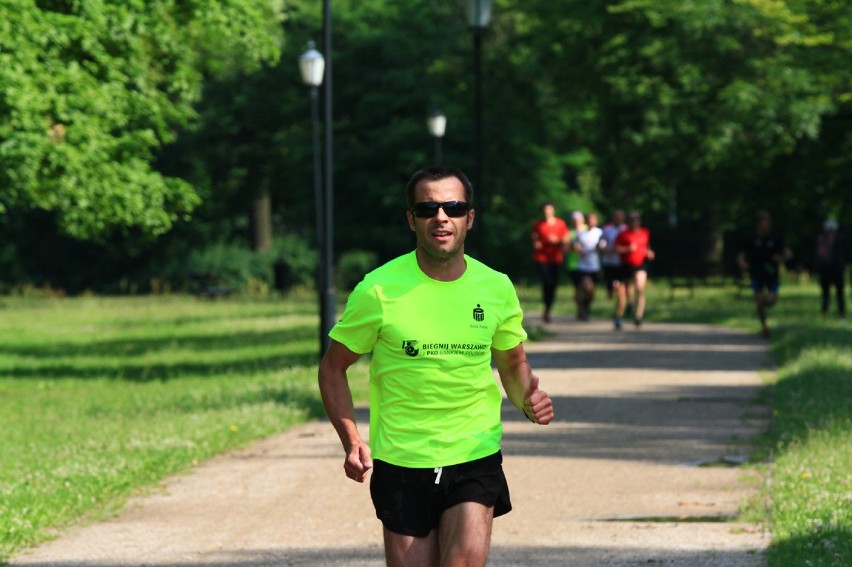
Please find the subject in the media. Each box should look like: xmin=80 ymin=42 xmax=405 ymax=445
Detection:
xmin=468 ymin=1 xmax=491 ymax=187
xmin=319 ymin=0 xmax=336 ymax=357
xmin=467 ymin=0 xmax=491 ymax=255
xmin=298 ymin=41 xmax=332 ymax=359
xmin=427 ymin=110 xmax=447 ymax=165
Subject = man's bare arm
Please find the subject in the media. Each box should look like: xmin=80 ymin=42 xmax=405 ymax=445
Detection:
xmin=492 ymin=344 xmax=554 ymax=425
xmin=318 ymin=340 xmax=372 ymax=482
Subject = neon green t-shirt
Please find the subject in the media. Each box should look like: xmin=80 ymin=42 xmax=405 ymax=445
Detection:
xmin=329 ymin=251 xmax=527 ymax=468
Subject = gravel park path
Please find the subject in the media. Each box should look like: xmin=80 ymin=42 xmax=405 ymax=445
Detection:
xmin=12 ymin=316 xmax=773 ymax=566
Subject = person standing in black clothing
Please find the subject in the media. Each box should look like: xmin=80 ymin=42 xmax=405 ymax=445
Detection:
xmin=737 ymin=211 xmax=792 ymax=337
xmin=815 ymin=219 xmax=847 ymax=323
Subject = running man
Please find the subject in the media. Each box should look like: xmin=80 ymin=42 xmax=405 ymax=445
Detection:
xmin=600 ymin=209 xmax=626 ymax=301
xmin=815 ymin=219 xmax=847 ymax=322
xmin=614 ymin=211 xmax=654 ymax=330
xmin=532 ymin=202 xmax=570 ymax=323
xmin=570 ymin=212 xmax=603 ymax=321
xmin=318 ymin=166 xmax=554 ymax=567
xmin=738 ymin=211 xmax=792 ymax=337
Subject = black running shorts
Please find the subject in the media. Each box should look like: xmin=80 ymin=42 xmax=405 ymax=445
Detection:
xmin=369 ymin=451 xmax=512 ymax=537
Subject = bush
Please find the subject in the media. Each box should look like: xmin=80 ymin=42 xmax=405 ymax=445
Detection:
xmin=156 ymin=234 xmax=318 ymax=295
xmin=269 ymin=234 xmax=318 ymax=288
xmin=336 ymin=250 xmax=378 ymax=290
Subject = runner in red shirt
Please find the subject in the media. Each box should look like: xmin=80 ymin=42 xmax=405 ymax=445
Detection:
xmin=532 ymin=202 xmax=570 ymax=323
xmin=614 ymin=211 xmax=654 ymax=330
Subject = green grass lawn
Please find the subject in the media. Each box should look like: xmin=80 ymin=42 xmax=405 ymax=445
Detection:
xmin=0 ymin=292 xmax=368 ymax=561
xmin=1 ymin=279 xmax=849 ymax=566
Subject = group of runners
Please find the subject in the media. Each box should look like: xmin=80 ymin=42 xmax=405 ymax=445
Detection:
xmin=533 ymin=205 xmax=845 ymax=338
xmin=532 ymin=205 xmax=654 ymax=330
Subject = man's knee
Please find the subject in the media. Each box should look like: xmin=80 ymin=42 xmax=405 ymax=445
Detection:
xmin=438 ymin=503 xmax=493 ymax=566
xmin=383 ymin=529 xmax=438 ymax=567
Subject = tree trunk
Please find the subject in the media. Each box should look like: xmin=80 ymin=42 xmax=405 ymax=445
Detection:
xmin=252 ymin=184 xmax=273 ymax=252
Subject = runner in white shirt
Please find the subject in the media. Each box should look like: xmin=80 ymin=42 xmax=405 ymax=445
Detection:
xmin=570 ymin=212 xmax=604 ymax=321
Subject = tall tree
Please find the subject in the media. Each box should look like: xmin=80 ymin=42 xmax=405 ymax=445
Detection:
xmin=0 ymin=0 xmax=285 ymax=240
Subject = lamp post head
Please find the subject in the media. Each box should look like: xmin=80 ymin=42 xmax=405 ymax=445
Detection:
xmin=467 ymin=0 xmax=492 ymax=29
xmin=298 ymin=41 xmax=325 ymax=87
xmin=427 ymin=110 xmax=447 ymax=138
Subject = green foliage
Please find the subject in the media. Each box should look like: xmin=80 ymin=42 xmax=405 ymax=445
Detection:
xmin=271 ymin=233 xmax=320 ymax=288
xmin=183 ymin=242 xmax=274 ymax=293
xmin=336 ymin=249 xmax=378 ymax=291
xmin=2 ymin=0 xmax=851 ymax=289
xmin=0 ymin=0 xmax=284 ymax=239
xmin=156 ymin=234 xmax=318 ymax=294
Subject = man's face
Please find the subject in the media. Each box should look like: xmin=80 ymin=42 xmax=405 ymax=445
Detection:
xmin=588 ymin=213 xmax=599 ymax=228
xmin=406 ymin=176 xmax=474 ymax=261
xmin=628 ymin=214 xmax=640 ymax=229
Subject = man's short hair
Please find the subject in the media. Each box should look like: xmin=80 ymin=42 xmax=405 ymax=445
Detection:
xmin=405 ymin=167 xmax=474 ymax=207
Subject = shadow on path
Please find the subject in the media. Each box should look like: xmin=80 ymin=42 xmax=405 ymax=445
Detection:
xmin=13 ymin=543 xmax=766 ymax=567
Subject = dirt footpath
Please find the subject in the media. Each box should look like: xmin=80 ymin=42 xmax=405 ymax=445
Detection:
xmin=12 ymin=317 xmax=772 ymax=566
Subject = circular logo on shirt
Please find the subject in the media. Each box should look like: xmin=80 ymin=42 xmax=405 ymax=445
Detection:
xmin=402 ymin=340 xmax=420 ymax=357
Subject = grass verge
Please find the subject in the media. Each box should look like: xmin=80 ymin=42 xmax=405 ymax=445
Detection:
xmin=0 ymin=293 xmax=368 ymax=562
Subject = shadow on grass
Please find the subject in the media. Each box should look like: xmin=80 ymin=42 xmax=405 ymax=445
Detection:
xmin=0 ymin=326 xmax=315 ymax=359
xmin=2 ymin=352 xmax=318 ymax=381
xmin=769 ymin=323 xmax=852 ymax=447
xmin=0 ymin=324 xmax=321 ymax=382
xmin=773 ymin=324 xmax=852 ymax=363
xmin=767 ymin=526 xmax=851 ymax=567
xmin=773 ymin=368 xmax=851 ymax=440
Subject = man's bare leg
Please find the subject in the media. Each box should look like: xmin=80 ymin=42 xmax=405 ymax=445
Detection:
xmin=634 ymin=270 xmax=648 ymax=324
xmin=383 ymin=502 xmax=494 ymax=567
xmin=383 ymin=528 xmax=439 ymax=567
xmin=438 ymin=502 xmax=494 ymax=567
xmin=614 ymin=281 xmax=627 ymax=330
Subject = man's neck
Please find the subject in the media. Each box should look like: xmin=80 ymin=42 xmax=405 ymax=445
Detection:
xmin=415 ymin=248 xmax=467 ymax=282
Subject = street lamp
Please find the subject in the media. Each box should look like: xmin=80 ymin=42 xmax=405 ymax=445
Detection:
xmin=467 ymin=0 xmax=491 ymax=255
xmin=298 ymin=41 xmax=331 ymax=359
xmin=466 ymin=0 xmax=492 ymax=28
xmin=427 ymin=110 xmax=447 ymax=165
xmin=299 ymin=40 xmax=324 ymax=249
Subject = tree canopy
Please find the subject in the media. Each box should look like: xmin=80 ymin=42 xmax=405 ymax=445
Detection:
xmin=0 ymin=0 xmax=284 ymax=239
xmin=1 ymin=0 xmax=849 ymax=291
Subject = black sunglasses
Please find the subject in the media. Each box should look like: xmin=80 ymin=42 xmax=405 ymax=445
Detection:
xmin=411 ymin=201 xmax=470 ymax=218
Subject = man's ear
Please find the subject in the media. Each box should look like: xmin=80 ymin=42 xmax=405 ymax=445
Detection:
xmin=406 ymin=210 xmax=416 ymax=232
xmin=467 ymin=209 xmax=475 ymax=230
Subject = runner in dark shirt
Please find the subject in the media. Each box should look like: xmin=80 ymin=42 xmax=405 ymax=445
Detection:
xmin=737 ymin=211 xmax=792 ymax=337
